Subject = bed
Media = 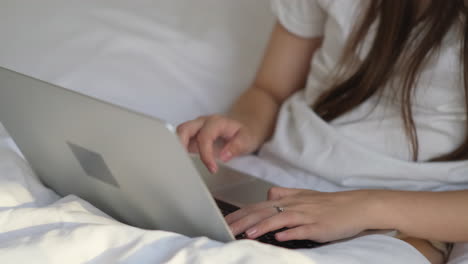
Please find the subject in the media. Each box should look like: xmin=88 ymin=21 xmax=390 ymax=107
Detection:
xmin=0 ymin=1 xmax=467 ymax=263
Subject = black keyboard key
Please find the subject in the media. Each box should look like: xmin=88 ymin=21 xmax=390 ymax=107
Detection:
xmin=215 ymin=199 xmax=240 ymax=216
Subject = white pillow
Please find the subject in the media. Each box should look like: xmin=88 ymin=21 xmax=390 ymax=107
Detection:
xmin=0 ymin=0 xmax=274 ymax=125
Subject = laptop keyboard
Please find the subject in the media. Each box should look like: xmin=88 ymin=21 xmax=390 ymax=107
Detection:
xmin=215 ymin=199 xmax=323 ymax=249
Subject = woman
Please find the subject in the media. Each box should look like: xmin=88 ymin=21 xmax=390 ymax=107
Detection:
xmin=177 ymin=1 xmax=468 ymax=263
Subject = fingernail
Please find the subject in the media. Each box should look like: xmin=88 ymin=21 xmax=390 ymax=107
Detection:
xmin=220 ymin=151 xmax=232 ymax=162
xmin=246 ymin=228 xmax=257 ymax=237
xmin=209 ymin=165 xmax=217 ymax=174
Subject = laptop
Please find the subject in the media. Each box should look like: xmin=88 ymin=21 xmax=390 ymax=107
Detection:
xmin=0 ymin=66 xmax=322 ymax=248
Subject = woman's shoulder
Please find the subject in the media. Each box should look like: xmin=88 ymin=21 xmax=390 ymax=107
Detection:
xmin=272 ymin=0 xmax=368 ymax=35
xmin=271 ymin=0 xmax=366 ymax=39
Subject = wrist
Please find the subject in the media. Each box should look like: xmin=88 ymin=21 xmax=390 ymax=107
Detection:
xmin=228 ymin=87 xmax=281 ymax=145
xmin=226 ymin=114 xmax=262 ymax=139
xmin=365 ymin=190 xmax=401 ymax=230
xmin=226 ymin=114 xmax=275 ymax=148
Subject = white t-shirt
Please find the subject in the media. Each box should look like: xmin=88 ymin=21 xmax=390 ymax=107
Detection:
xmin=260 ymin=0 xmax=468 ymax=191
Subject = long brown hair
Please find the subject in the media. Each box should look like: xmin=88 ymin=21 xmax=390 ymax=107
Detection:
xmin=313 ymin=0 xmax=468 ymax=162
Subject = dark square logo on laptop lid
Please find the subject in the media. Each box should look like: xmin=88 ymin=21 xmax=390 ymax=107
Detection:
xmin=67 ymin=141 xmax=120 ymax=188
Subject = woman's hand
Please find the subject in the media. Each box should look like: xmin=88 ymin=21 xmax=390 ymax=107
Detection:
xmin=176 ymin=24 xmax=323 ymax=174
xmin=177 ymin=115 xmax=261 ymax=173
xmin=226 ymin=187 xmax=380 ymax=243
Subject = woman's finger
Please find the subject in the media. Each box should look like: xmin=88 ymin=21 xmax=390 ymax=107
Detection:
xmin=228 ymin=206 xmax=279 ymax=236
xmin=225 ymin=202 xmax=270 ymax=225
xmin=197 ymin=117 xmax=241 ymax=173
xmin=245 ymin=210 xmax=307 ymax=239
xmin=274 ymin=224 xmax=324 ymax=242
xmin=196 ymin=129 xmax=217 ymax=173
xmin=187 ymin=138 xmax=200 ymax=153
xmin=196 ymin=118 xmax=227 ymax=173
xmin=176 ymin=117 xmax=206 ymax=150
xmin=219 ymin=131 xmax=248 ymax=162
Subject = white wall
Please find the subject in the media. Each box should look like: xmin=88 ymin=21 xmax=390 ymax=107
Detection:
xmin=0 ymin=0 xmax=275 ymax=124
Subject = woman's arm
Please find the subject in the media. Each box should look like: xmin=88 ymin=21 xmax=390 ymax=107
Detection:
xmin=227 ymin=188 xmax=468 ymax=242
xmin=375 ymin=189 xmax=468 ymax=242
xmin=177 ymin=22 xmax=322 ymax=172
xmin=229 ymin=22 xmax=322 ymax=146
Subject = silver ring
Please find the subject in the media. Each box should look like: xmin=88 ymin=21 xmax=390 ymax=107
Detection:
xmin=273 ymin=205 xmax=285 ymax=213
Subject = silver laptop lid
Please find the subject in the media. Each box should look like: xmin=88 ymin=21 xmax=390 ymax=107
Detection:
xmin=0 ymin=66 xmax=234 ymax=242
